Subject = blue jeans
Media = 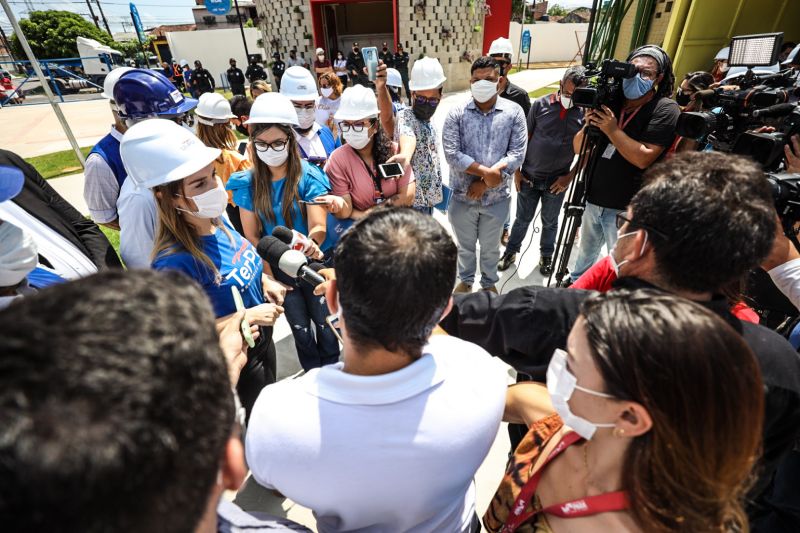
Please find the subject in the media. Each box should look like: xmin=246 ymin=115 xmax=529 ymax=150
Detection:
xmin=282 ymin=280 xmax=340 ymax=371
xmin=570 ymin=202 xmax=622 ymax=282
xmin=506 ymin=178 xmax=566 ymax=257
xmin=448 ymin=197 xmax=510 ymax=288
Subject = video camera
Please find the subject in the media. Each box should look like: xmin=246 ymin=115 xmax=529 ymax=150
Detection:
xmin=571 ymin=59 xmax=637 ymax=109
xmin=769 ymin=172 xmax=800 ymax=234
xmin=675 ymin=32 xmax=800 ymax=168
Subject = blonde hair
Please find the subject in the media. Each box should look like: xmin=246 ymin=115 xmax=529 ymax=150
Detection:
xmin=196 ymin=121 xmax=237 ymax=152
xmin=151 ymin=179 xmax=233 ymax=282
xmin=250 ymin=79 xmax=271 ymax=99
xmin=249 ymin=123 xmax=305 ymax=232
xmin=319 ymin=71 xmax=343 ymax=99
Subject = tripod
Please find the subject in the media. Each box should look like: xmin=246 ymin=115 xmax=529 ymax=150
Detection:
xmin=548 ymin=125 xmax=606 ymax=287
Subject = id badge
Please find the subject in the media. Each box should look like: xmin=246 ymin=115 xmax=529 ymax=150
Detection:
xmin=602 ymin=144 xmax=616 ymax=159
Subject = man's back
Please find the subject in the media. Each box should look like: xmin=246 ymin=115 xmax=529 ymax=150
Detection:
xmin=245 ymin=335 xmax=507 ymax=532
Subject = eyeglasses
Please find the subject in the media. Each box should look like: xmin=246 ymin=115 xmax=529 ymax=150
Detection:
xmin=253 ymin=137 xmax=289 ymax=152
xmin=615 ymin=213 xmax=669 ymax=239
xmin=339 ymin=121 xmax=373 ymax=133
xmin=414 ymin=95 xmax=441 ymax=106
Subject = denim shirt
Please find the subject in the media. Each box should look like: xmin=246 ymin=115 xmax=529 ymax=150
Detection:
xmin=442 ymin=96 xmax=528 ymax=206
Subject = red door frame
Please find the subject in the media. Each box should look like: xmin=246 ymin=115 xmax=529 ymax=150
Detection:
xmin=309 ymin=0 xmax=398 ymax=51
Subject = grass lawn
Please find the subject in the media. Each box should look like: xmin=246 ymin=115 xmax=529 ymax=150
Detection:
xmin=98 ymin=225 xmax=123 ymax=261
xmin=26 ymin=147 xmax=92 ymax=180
xmin=529 ymin=85 xmax=559 ymax=98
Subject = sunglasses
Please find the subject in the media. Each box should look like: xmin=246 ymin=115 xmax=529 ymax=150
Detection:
xmin=414 ymin=95 xmax=441 ymax=106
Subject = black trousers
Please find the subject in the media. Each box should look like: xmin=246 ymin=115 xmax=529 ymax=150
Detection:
xmin=397 ymin=68 xmax=411 ymax=104
xmin=236 ymin=326 xmax=277 ymax=423
xmin=231 ymin=83 xmax=245 ymax=96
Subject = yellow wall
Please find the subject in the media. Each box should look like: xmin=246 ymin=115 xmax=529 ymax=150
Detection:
xmin=665 ymin=0 xmax=800 ymax=82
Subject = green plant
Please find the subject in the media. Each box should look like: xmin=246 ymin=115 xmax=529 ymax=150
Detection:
xmin=245 ymin=18 xmax=254 ymax=28
xmin=293 ymin=5 xmax=301 ymax=12
xmin=256 ymin=38 xmax=264 ymax=48
xmin=303 ymin=32 xmax=313 ymax=40
xmin=473 ymin=25 xmax=482 ymax=32
xmin=11 ymin=10 xmax=115 ymax=59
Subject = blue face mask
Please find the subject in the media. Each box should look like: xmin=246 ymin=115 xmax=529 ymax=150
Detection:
xmin=622 ymin=73 xmax=655 ymax=100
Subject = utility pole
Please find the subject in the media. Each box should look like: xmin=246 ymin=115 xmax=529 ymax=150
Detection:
xmin=1 ymin=0 xmax=85 ymax=167
xmin=85 ymin=0 xmax=100 ymax=30
xmin=95 ymin=0 xmax=112 ymax=36
xmin=233 ymin=0 xmax=250 ymax=62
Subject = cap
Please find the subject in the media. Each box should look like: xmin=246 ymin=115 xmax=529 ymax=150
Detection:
xmin=316 ymin=48 xmax=324 ymax=55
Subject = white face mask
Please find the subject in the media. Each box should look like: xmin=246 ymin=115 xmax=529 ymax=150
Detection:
xmin=471 ymin=79 xmax=498 ymax=103
xmin=177 ymin=177 xmax=228 ymax=219
xmin=547 ymin=348 xmax=616 ymax=440
xmin=257 ymin=147 xmax=289 ymax=167
xmin=295 ymin=107 xmax=316 ymax=130
xmin=609 ymin=229 xmax=648 ymax=276
xmin=320 ymin=87 xmax=333 ymax=98
xmin=343 ymin=127 xmax=372 ymax=150
xmin=560 ymin=94 xmax=573 ymax=109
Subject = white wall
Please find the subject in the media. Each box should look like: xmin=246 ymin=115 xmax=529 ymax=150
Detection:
xmin=166 ymin=28 xmax=268 ymax=86
xmin=509 ymin=22 xmax=588 ymax=63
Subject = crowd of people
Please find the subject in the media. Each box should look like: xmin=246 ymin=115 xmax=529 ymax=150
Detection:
xmin=2 ymin=35 xmax=800 ymax=533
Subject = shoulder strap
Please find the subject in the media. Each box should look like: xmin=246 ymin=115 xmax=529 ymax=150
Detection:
xmin=350 ymin=145 xmax=383 ymax=199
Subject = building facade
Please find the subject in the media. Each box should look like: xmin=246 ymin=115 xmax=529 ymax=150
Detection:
xmin=194 ymin=0 xmax=260 ymax=31
xmin=254 ymin=0 xmax=512 ymax=91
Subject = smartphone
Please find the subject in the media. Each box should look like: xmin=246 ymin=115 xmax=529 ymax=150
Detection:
xmin=300 ymin=199 xmax=329 ymax=206
xmin=231 ymin=286 xmax=255 ymax=348
xmin=362 ymin=47 xmax=379 ymax=81
xmin=378 ymin=162 xmax=403 ymax=179
xmin=307 ymin=155 xmax=327 ymax=166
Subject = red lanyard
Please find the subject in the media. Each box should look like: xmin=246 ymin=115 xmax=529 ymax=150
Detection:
xmin=501 ymin=431 xmax=629 ymax=532
xmin=618 ymin=105 xmax=642 ymax=130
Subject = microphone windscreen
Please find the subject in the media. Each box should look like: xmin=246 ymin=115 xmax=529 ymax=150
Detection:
xmin=256 ymin=236 xmax=290 ymax=268
xmin=272 ymin=226 xmax=293 ymax=244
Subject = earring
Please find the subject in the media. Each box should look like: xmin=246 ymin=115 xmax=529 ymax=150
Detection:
xmin=613 ymin=427 xmax=626 ymax=438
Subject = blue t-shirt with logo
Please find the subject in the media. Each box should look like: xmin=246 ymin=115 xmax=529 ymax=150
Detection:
xmin=226 ymin=160 xmax=331 ymax=237
xmin=151 ymin=219 xmax=264 ymax=318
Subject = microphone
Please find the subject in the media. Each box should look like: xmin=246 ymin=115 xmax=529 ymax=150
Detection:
xmin=752 ymin=103 xmax=796 ymax=119
xmin=256 ymin=236 xmax=326 ymax=287
xmin=272 ymin=225 xmax=316 ymax=255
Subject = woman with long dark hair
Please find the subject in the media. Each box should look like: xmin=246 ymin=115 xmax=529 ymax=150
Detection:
xmin=226 ymin=92 xmax=340 ymax=372
xmin=487 ymin=289 xmax=764 ymax=533
xmin=316 ymin=85 xmax=415 ymax=218
xmin=120 ymin=119 xmax=283 ymax=419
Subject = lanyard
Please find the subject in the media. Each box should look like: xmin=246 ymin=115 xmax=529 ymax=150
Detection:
xmin=501 ymin=432 xmax=629 ymax=532
xmin=351 ymin=146 xmax=385 ymax=202
xmin=618 ymin=105 xmax=642 ymax=130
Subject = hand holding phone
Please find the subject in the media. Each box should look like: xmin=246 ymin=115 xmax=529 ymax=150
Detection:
xmin=378 ymin=162 xmax=403 ymax=179
xmin=362 ymin=47 xmax=378 ymax=81
xmin=231 ymin=286 xmax=255 ymax=348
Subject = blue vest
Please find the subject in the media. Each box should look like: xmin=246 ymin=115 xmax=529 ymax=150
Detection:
xmin=88 ymin=132 xmax=127 ymax=187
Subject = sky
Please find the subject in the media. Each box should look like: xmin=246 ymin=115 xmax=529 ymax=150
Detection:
xmin=1 ymin=0 xmax=596 ymax=37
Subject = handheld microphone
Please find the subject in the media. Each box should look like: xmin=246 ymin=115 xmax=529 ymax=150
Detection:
xmin=256 ymin=236 xmax=326 ymax=287
xmin=752 ymin=103 xmax=796 ymax=119
xmin=272 ymin=225 xmax=315 ymax=255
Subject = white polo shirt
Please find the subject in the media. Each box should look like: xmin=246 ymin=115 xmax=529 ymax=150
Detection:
xmin=245 ymin=334 xmax=507 ymax=533
xmin=117 ymin=177 xmax=157 ymax=269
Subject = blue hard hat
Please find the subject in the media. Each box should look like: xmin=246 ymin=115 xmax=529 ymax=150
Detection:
xmin=113 ymin=69 xmax=198 ymax=119
xmin=0 ymin=165 xmax=24 ymax=202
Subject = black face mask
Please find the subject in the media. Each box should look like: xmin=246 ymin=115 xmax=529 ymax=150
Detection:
xmin=383 ymin=47 xmax=388 ymax=52
xmin=354 ymin=48 xmax=359 ymax=53
xmin=413 ymin=100 xmax=438 ymax=121
xmin=675 ymin=89 xmax=691 ymax=107
xmin=236 ymin=124 xmax=249 ymax=136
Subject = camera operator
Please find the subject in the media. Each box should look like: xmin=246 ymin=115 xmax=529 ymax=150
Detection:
xmin=440 ymin=151 xmax=800 ymax=525
xmin=674 ymin=70 xmax=714 ymax=152
xmin=570 ymin=45 xmax=680 ymax=283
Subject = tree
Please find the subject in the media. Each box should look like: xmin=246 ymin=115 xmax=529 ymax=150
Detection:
xmin=10 ymin=10 xmax=114 ymax=60
xmin=547 ymin=4 xmax=569 ymax=17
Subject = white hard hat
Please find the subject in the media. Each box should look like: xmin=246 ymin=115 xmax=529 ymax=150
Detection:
xmin=409 ymin=56 xmax=446 ymax=91
xmin=245 ymin=92 xmax=299 ymax=126
xmin=120 ymin=119 xmax=221 ymax=189
xmin=334 ymin=85 xmax=379 ymax=121
xmin=0 ymin=222 xmax=37 ymax=287
xmin=386 ymin=68 xmax=403 ymax=88
xmin=488 ymin=37 xmax=514 ymax=60
xmin=179 ymin=59 xmax=189 ymax=67
xmin=715 ymin=47 xmax=730 ymax=61
xmin=102 ymin=66 xmax=134 ymax=99
xmin=195 ymin=92 xmax=236 ymax=124
xmin=279 ymin=66 xmax=318 ymax=101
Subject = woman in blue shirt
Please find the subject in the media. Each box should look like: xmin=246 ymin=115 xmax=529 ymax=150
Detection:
xmin=227 ymin=92 xmax=341 ymax=371
xmin=119 ymin=118 xmax=284 ymax=418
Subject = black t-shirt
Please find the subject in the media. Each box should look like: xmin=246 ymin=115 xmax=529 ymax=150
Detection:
xmin=587 ymin=96 xmax=679 ymax=210
xmin=394 ymin=51 xmax=410 ymax=71
xmin=227 ymin=67 xmax=245 ymax=85
xmin=500 ymin=82 xmax=531 ymax=130
xmin=379 ymin=50 xmax=394 ymax=68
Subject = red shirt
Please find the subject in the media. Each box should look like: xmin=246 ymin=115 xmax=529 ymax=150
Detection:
xmin=571 ymin=256 xmax=760 ymax=324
